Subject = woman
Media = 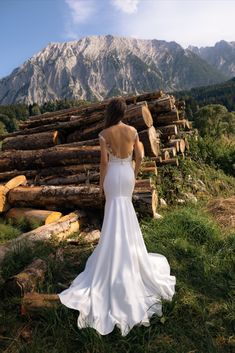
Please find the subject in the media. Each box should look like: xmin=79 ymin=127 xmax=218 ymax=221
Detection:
xmin=57 ymin=97 xmax=176 ymax=337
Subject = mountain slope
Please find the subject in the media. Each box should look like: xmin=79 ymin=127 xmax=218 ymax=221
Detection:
xmin=0 ymin=35 xmax=227 ymax=105
xmin=188 ymin=40 xmax=235 ymax=78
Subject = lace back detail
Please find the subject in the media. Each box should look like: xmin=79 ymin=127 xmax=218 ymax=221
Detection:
xmin=99 ymin=131 xmax=137 ymax=161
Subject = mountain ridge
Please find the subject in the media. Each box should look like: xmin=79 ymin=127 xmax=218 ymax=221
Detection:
xmin=0 ymin=35 xmax=229 ymax=105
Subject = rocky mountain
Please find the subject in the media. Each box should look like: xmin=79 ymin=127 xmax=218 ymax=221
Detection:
xmin=188 ymin=40 xmax=235 ymax=78
xmin=0 ymin=35 xmax=227 ymax=105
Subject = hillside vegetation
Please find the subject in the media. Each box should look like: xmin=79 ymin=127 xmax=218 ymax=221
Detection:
xmin=0 ymin=87 xmax=234 ymax=352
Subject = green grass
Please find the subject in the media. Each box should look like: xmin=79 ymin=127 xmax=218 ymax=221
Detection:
xmin=0 ymin=216 xmax=42 ymax=244
xmin=0 ymin=202 xmax=234 ymax=353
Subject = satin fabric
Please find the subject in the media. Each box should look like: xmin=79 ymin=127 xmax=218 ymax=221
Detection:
xmin=57 ymin=151 xmax=176 ymax=336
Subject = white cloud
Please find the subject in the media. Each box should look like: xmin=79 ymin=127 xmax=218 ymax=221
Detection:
xmin=65 ymin=0 xmax=95 ymax=24
xmin=116 ymin=0 xmax=235 ymax=48
xmin=112 ymin=0 xmax=140 ymax=14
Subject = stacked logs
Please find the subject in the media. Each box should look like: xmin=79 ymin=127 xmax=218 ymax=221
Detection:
xmin=0 ymin=90 xmax=193 ymax=219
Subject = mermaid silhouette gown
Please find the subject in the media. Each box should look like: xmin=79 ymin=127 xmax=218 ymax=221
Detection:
xmin=57 ymin=131 xmax=176 ymax=336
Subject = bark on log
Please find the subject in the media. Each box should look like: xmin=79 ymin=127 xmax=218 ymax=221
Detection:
xmin=23 ymin=90 xmax=162 ymax=124
xmin=0 ymin=163 xmax=100 ymax=183
xmin=138 ymin=126 xmax=160 ymax=157
xmin=0 ymin=146 xmax=101 ymax=172
xmin=148 ymin=95 xmax=175 ymax=114
xmin=171 ymin=119 xmax=190 ymax=129
xmin=153 ymin=109 xmax=179 ymax=125
xmin=151 ymin=156 xmax=162 ymax=163
xmin=7 ymin=181 xmax=157 ymax=216
xmin=67 ymin=103 xmax=153 ymax=142
xmin=162 ymin=147 xmax=177 ymax=157
xmin=5 ymin=208 xmax=62 ymax=225
xmin=167 ymin=139 xmax=185 ymax=153
xmin=66 ymin=229 xmax=101 ymax=245
xmin=32 ymin=171 xmax=100 ymax=186
xmin=21 ymin=292 xmax=60 ymax=316
xmin=0 ymin=210 xmax=85 ymax=266
xmin=4 ymin=257 xmax=48 ymax=297
xmin=158 ymin=124 xmax=178 ymax=136
xmin=2 ymin=131 xmax=63 ymax=151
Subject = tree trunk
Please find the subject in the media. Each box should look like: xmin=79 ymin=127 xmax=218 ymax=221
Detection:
xmin=66 ymin=229 xmax=101 ymax=245
xmin=0 ymin=210 xmax=85 ymax=266
xmin=4 ymin=258 xmax=48 ymax=297
xmin=0 ymin=146 xmax=101 ymax=172
xmin=2 ymin=131 xmax=63 ymax=151
xmin=153 ymin=109 xmax=179 ymax=125
xmin=67 ymin=102 xmax=153 ymax=142
xmin=158 ymin=124 xmax=178 ymax=135
xmin=162 ymin=147 xmax=177 ymax=157
xmin=21 ymin=292 xmax=60 ymax=316
xmin=166 ymin=139 xmax=185 ymax=153
xmin=148 ymin=95 xmax=175 ymax=114
xmin=138 ymin=126 xmax=160 ymax=156
xmin=0 ymin=175 xmax=27 ymax=212
xmin=7 ymin=181 xmax=157 ymax=216
xmin=5 ymin=208 xmax=62 ymax=225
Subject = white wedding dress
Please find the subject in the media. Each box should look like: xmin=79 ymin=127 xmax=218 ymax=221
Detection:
xmin=57 ymin=132 xmax=176 ymax=336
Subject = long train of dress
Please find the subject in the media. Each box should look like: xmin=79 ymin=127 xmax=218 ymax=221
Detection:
xmin=57 ymin=151 xmax=176 ymax=336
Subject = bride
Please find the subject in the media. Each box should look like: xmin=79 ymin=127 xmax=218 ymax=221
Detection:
xmin=57 ymin=97 xmax=176 ymax=336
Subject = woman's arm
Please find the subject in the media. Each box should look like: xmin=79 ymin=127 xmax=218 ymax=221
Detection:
xmin=133 ymin=132 xmax=144 ymax=179
xmin=98 ymin=133 xmax=108 ymax=196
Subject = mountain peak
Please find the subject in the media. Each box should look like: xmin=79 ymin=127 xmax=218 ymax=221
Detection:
xmin=0 ymin=35 xmax=227 ymax=105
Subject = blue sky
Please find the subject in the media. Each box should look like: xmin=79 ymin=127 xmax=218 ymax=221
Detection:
xmin=1 ymin=0 xmax=235 ymax=79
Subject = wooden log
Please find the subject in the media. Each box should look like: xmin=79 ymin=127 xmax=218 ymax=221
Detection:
xmin=161 ymin=150 xmax=170 ymax=160
xmin=175 ymin=100 xmax=186 ymax=110
xmin=66 ymin=229 xmax=101 ymax=245
xmin=164 ymin=140 xmax=180 ymax=152
xmin=19 ymin=115 xmax=74 ymax=130
xmin=0 ymin=210 xmax=85 ymax=266
xmin=0 ymin=163 xmax=100 ymax=183
xmin=2 ymin=131 xmax=63 ymax=151
xmin=23 ymin=91 xmax=162 ymax=125
xmin=148 ymin=95 xmax=175 ymax=114
xmin=158 ymin=124 xmax=178 ymax=136
xmin=21 ymin=292 xmax=60 ymax=316
xmin=5 ymin=208 xmax=62 ymax=225
xmin=4 ymin=257 xmax=48 ymax=297
xmin=167 ymin=139 xmax=185 ymax=153
xmin=162 ymin=147 xmax=177 ymax=157
xmin=67 ymin=102 xmax=153 ymax=142
xmin=171 ymin=119 xmax=190 ymax=129
xmin=184 ymin=137 xmax=190 ymax=151
xmin=159 ymin=158 xmax=179 ymax=166
xmin=151 ymin=156 xmax=162 ymax=163
xmin=138 ymin=126 xmax=160 ymax=157
xmin=153 ymin=109 xmax=179 ymax=125
xmin=0 ymin=146 xmax=101 ymax=172
xmin=0 ymin=175 xmax=27 ymax=212
xmin=7 ymin=181 xmax=157 ymax=216
xmin=32 ymin=171 xmax=100 ymax=186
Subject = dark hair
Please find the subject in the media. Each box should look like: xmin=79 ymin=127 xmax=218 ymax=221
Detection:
xmin=104 ymin=97 xmax=127 ymax=128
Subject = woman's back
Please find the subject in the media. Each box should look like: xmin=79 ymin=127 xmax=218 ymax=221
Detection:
xmin=99 ymin=122 xmax=137 ymax=159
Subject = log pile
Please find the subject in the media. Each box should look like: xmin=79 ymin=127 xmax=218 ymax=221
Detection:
xmin=0 ymin=90 xmax=193 ymax=219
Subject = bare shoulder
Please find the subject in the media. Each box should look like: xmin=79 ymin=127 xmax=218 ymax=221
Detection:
xmin=122 ymin=123 xmax=136 ymax=134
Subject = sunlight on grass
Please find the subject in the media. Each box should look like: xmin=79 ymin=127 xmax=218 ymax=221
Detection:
xmin=0 ymin=203 xmax=234 ymax=353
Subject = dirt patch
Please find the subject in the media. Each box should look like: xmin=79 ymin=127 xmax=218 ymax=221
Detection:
xmin=207 ymin=196 xmax=235 ymax=231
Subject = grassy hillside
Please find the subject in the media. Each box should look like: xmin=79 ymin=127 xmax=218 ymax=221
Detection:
xmin=0 ymin=199 xmax=234 ymax=353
